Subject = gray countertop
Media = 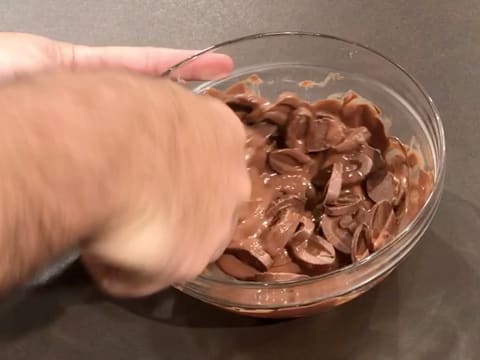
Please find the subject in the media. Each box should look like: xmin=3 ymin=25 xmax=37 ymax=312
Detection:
xmin=0 ymin=1 xmax=479 ymax=359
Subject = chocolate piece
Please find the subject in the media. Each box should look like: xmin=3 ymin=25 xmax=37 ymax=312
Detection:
xmin=338 ymin=215 xmax=358 ymax=232
xmin=269 ymin=261 xmax=303 ymax=274
xmin=270 ymin=248 xmax=294 ymax=267
xmin=305 ymin=114 xmax=346 ymax=152
xmin=292 ymin=214 xmax=316 ymax=243
xmin=351 ymin=225 xmax=371 ymax=263
xmin=217 ymin=254 xmax=257 ymax=280
xmin=226 ymin=238 xmax=273 ymax=271
xmin=325 ymin=185 xmax=364 ymax=216
xmin=251 ymin=122 xmax=278 ymax=140
xmin=275 ymin=92 xmax=305 ymax=108
xmin=338 ymin=184 xmax=367 ymax=203
xmin=268 ymin=148 xmax=313 ymax=175
xmin=368 ymin=200 xmax=396 ymax=251
xmin=270 ymin=249 xmax=303 ymax=273
xmin=268 ymin=248 xmax=302 ymax=274
xmin=355 ymin=200 xmax=374 ymax=225
xmin=260 ymin=104 xmax=291 ymax=126
xmin=322 ymin=152 xmax=374 ymax=185
xmin=361 ymin=145 xmax=386 ymax=173
xmin=341 ymin=92 xmax=389 ymax=152
xmin=366 ymin=170 xmax=398 ymax=203
xmin=263 ymin=208 xmax=302 ymax=256
xmin=324 ymin=201 xmax=360 ymax=216
xmin=266 ymin=174 xmax=314 ymax=199
xmin=311 ymin=97 xmax=343 ymax=117
xmin=321 ymin=215 xmax=353 ymax=254
xmin=290 ymin=235 xmax=336 ymax=266
xmin=226 ymin=94 xmax=266 ymax=124
xmin=265 ymin=194 xmax=304 ymax=219
xmin=323 ymin=162 xmax=343 ymax=205
xmin=285 ymin=106 xmax=312 ymax=150
xmin=334 ymin=126 xmax=371 ymax=153
xmin=343 ymin=153 xmax=374 ymax=185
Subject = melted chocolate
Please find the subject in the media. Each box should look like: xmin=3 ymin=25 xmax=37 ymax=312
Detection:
xmin=205 ymin=77 xmax=432 ymax=282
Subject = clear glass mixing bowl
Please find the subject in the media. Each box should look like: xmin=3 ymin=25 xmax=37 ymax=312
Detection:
xmin=166 ymin=32 xmax=445 ymax=318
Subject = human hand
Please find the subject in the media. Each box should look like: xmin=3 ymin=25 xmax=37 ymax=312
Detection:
xmin=0 ymin=70 xmax=249 ymax=297
xmin=0 ymin=32 xmax=232 ymax=80
xmin=0 ymin=34 xmax=249 ymax=297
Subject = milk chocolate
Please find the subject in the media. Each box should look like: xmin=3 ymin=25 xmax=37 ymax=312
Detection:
xmin=203 ymin=78 xmax=432 ymax=282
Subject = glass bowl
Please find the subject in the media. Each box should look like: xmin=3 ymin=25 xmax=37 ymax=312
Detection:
xmin=166 ymin=32 xmax=445 ymax=318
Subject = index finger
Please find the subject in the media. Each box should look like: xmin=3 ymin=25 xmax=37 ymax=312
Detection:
xmin=63 ymin=44 xmax=233 ymax=81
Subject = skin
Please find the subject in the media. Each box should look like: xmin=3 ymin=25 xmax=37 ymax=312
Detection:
xmin=0 ymin=33 xmax=250 ymax=297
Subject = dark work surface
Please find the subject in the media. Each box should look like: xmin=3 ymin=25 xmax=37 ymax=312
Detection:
xmin=1 ymin=0 xmax=480 ymax=359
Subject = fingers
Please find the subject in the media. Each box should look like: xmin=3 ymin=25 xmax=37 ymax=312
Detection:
xmin=60 ymin=43 xmax=233 ymax=80
xmin=0 ymin=32 xmax=233 ymax=81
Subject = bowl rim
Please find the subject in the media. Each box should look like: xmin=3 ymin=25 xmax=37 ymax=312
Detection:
xmin=166 ymin=31 xmax=446 ymax=289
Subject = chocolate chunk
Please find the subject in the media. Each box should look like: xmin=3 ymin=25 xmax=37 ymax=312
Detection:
xmin=366 ymin=170 xmax=398 ymax=203
xmin=270 ymin=249 xmax=293 ymax=266
xmin=285 ymin=106 xmax=312 ymax=150
xmin=322 ymin=152 xmax=374 ymax=185
xmin=311 ymin=97 xmax=343 ymax=117
xmin=323 ymin=162 xmax=343 ymax=205
xmin=334 ymin=126 xmax=371 ymax=153
xmin=217 ymin=254 xmax=258 ymax=280
xmin=305 ymin=114 xmax=346 ymax=152
xmin=265 ymin=194 xmax=304 ymax=219
xmin=269 ymin=260 xmax=303 ymax=274
xmin=226 ymin=238 xmax=274 ymax=271
xmin=269 ymin=148 xmax=313 ymax=175
xmin=292 ymin=214 xmax=316 ymax=243
xmin=355 ymin=200 xmax=374 ymax=225
xmin=341 ymin=92 xmax=389 ymax=152
xmin=260 ymin=104 xmax=291 ymax=126
xmin=301 ymin=252 xmax=342 ymax=276
xmin=324 ymin=201 xmax=360 ymax=216
xmin=226 ymin=94 xmax=266 ymax=124
xmin=275 ymin=92 xmax=305 ymax=108
xmin=338 ymin=184 xmax=367 ymax=203
xmin=351 ymin=225 xmax=371 ymax=263
xmin=266 ymin=174 xmax=315 ymax=199
xmin=321 ymin=215 xmax=353 ymax=254
xmin=368 ymin=200 xmax=397 ymax=251
xmin=270 ymin=249 xmax=303 ymax=274
xmin=250 ymin=122 xmax=278 ymax=140
xmin=290 ymin=234 xmax=336 ymax=266
xmin=338 ymin=215 xmax=357 ymax=232
xmin=360 ymin=145 xmax=387 ymax=173
xmin=263 ymin=209 xmax=302 ymax=256
xmin=343 ymin=153 xmax=374 ymax=185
